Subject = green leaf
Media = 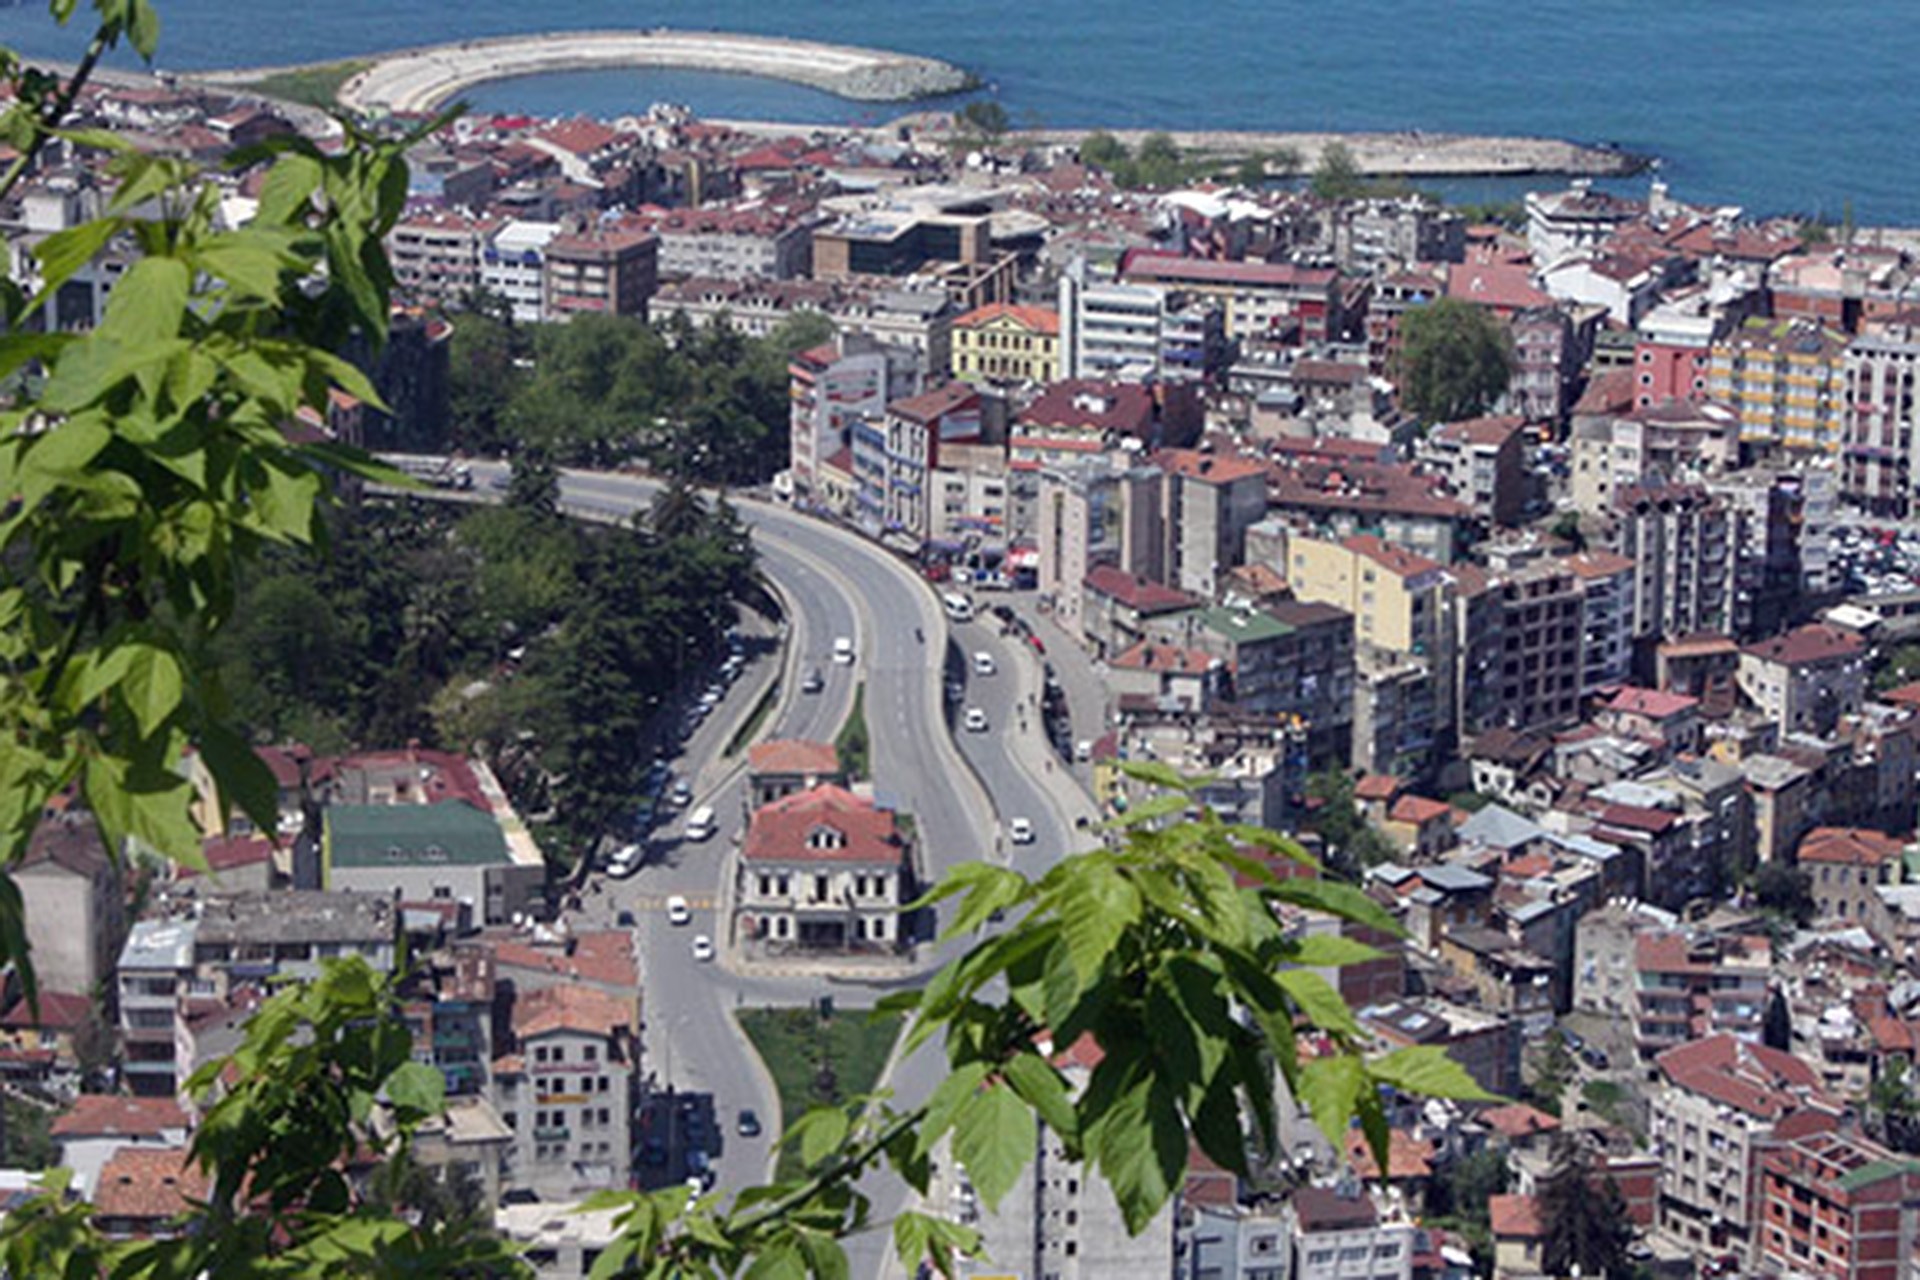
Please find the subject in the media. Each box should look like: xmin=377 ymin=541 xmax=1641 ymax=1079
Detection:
xmin=196 ymin=720 xmax=281 ymax=840
xmin=1116 ymin=759 xmax=1201 ymax=791
xmin=787 ymin=1105 xmax=849 ymax=1170
xmin=1101 ymin=792 xmax=1189 ymax=828
xmin=1002 ymin=1051 xmax=1077 ymax=1142
xmin=384 ymin=1060 xmax=445 ymax=1117
xmin=743 ymin=1242 xmax=808 ymax=1280
xmin=940 ymin=862 xmax=1029 ymax=938
xmin=1222 ymin=823 xmax=1318 ymax=868
xmin=1085 ymin=1067 xmax=1187 ymax=1235
xmin=97 ymin=257 xmax=187 ymax=347
xmin=950 ymin=1080 xmax=1034 ymax=1211
xmin=127 ymin=0 xmax=161 ymax=60
xmin=1266 ymin=877 xmax=1406 ymax=939
xmin=1297 ymin=1053 xmax=1366 ymax=1153
xmin=1288 ymin=933 xmax=1386 ymax=968
xmin=1052 ymin=859 xmax=1141 ymax=981
xmin=28 ymin=217 xmax=118 ymax=302
xmin=1369 ymin=1044 xmax=1499 ymax=1103
xmin=1276 ymin=968 xmax=1359 ymax=1036
xmin=794 ymin=1228 xmax=850 ymax=1280
xmin=120 ymin=643 xmax=184 ymax=738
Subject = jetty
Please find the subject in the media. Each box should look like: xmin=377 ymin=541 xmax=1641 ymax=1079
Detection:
xmin=207 ymin=30 xmax=974 ymax=113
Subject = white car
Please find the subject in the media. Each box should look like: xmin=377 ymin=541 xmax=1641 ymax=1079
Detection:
xmin=692 ymin=934 xmax=715 ymax=962
xmin=608 ymin=844 xmax=642 ymax=878
xmin=1008 ymin=817 xmax=1034 ymax=845
xmin=973 ymin=651 xmax=996 ymax=676
xmin=668 ymin=780 xmax=692 ymax=808
xmin=964 ymin=707 xmax=988 ymax=732
xmin=666 ymin=894 xmax=691 ymax=926
xmin=832 ymin=636 xmax=855 ymax=665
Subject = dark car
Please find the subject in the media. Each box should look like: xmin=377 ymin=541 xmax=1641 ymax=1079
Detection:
xmin=800 ymin=668 xmax=825 ymax=695
xmin=1582 ymin=1046 xmax=1610 ymax=1070
xmin=736 ymin=1108 xmax=761 ymax=1138
xmin=990 ymin=603 xmax=1015 ymax=622
xmin=616 ymin=910 xmax=636 ymax=928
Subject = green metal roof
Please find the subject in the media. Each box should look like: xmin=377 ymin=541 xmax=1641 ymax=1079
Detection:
xmin=326 ymin=803 xmax=510 ymax=868
xmin=1196 ymin=606 xmax=1294 ymax=644
xmin=1835 ymin=1158 xmax=1920 ymax=1193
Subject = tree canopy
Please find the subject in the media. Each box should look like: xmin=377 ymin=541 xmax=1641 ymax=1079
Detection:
xmin=1310 ymin=141 xmax=1367 ymax=202
xmin=1396 ymin=296 xmax=1516 ymax=424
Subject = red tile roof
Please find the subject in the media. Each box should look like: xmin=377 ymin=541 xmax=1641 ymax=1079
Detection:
xmin=1445 ymin=262 xmax=1550 ymax=312
xmin=1344 ymin=1127 xmax=1434 ymax=1180
xmin=1479 ymin=1102 xmax=1561 ymax=1139
xmin=1655 ymin=1033 xmax=1826 ymax=1120
xmin=747 ymin=739 xmax=841 ymax=777
xmin=1354 ymin=773 xmax=1402 ymax=802
xmin=742 ymin=785 xmax=904 ymax=866
xmin=888 ymin=382 xmax=980 ymax=425
xmin=1083 ymin=565 xmax=1198 ymax=613
xmin=511 ymin=984 xmax=633 ymax=1041
xmin=952 ymin=301 xmax=1060 ymax=337
xmin=1344 ymin=534 xmax=1442 ymax=580
xmin=1797 ymin=827 xmax=1905 ymax=867
xmin=1389 ymin=795 xmax=1453 ymax=825
xmin=1156 ymin=448 xmax=1267 ymax=486
xmin=0 ymin=991 xmax=93 ymax=1032
xmin=1741 ymin=623 xmax=1866 ymax=667
xmin=1017 ymin=379 xmax=1155 ymax=435
xmin=1432 ymin=415 xmax=1524 ymax=447
xmin=1489 ymin=1193 xmax=1546 ymax=1239
xmin=488 ymin=930 xmax=637 ymax=989
xmin=1121 ymin=251 xmax=1337 ymax=291
xmin=1878 ymin=680 xmax=1920 ymax=709
xmin=52 ymin=1095 xmax=188 ymax=1139
xmin=1110 ymin=641 xmax=1214 ymax=675
xmin=1605 ymin=686 xmax=1700 ymax=720
xmin=91 ymin=1147 xmax=206 ymax=1225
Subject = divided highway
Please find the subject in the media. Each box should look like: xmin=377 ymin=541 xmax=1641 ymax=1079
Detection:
xmin=440 ymin=461 xmax=1091 ymax=1271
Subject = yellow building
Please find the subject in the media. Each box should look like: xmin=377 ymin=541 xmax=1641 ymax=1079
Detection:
xmin=1285 ymin=532 xmax=1448 ymax=656
xmin=949 ymin=302 xmax=1061 ymax=385
xmin=1707 ymin=316 xmax=1847 ymax=453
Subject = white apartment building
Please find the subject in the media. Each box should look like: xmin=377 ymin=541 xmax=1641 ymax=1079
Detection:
xmin=491 ymin=985 xmax=638 ymax=1202
xmin=480 ymin=220 xmax=561 ymax=324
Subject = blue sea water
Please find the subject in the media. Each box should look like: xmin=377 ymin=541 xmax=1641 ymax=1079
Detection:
xmin=2 ymin=1 xmax=1914 ymax=223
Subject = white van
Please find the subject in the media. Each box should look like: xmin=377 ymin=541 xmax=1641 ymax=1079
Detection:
xmin=943 ymin=592 xmax=974 ymax=623
xmin=685 ymin=806 xmax=716 ymax=842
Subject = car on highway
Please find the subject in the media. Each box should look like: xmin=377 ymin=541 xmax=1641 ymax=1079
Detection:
xmin=736 ymin=1109 xmax=761 ymax=1138
xmin=832 ymin=636 xmax=854 ymax=665
xmin=1008 ymin=817 xmax=1034 ymax=845
xmin=973 ymin=651 xmax=996 ymax=676
xmin=669 ymin=779 xmax=693 ymax=808
xmin=666 ymin=895 xmax=691 ymax=926
xmin=801 ymin=668 xmax=825 ymax=694
xmin=942 ymin=591 xmax=974 ymax=622
xmin=964 ymin=707 xmax=989 ymax=732
xmin=685 ymin=805 xmax=716 ymax=842
xmin=691 ymin=934 xmax=714 ymax=962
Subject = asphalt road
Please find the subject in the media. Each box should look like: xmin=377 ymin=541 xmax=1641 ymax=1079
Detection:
xmin=443 ymin=461 xmax=1091 ymax=1272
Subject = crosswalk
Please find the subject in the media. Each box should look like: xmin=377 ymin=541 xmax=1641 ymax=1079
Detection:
xmin=625 ymin=895 xmax=718 ymax=912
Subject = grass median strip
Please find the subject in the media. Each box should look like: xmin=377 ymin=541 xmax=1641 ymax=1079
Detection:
xmin=725 ymin=679 xmax=778 ymax=757
xmin=243 ymin=59 xmax=372 ymax=109
xmin=737 ymin=1005 xmax=902 ymax=1181
xmin=835 ymin=681 xmax=870 ymax=779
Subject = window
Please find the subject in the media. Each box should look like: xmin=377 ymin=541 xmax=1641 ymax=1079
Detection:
xmin=534 ymin=1046 xmax=548 ymax=1064
xmin=584 ymin=1045 xmax=597 ymax=1062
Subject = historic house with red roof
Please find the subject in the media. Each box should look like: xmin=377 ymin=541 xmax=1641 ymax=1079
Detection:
xmin=736 ymin=785 xmax=913 ymax=953
xmin=949 ymin=300 xmax=1061 ymax=385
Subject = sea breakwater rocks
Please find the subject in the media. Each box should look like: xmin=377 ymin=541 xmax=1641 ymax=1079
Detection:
xmin=312 ymin=30 xmax=971 ymax=113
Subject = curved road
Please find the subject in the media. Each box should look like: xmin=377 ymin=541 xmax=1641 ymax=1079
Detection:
xmin=447 ymin=461 xmax=1092 ymax=1272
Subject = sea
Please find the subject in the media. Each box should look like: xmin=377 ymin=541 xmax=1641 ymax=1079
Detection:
xmin=3 ymin=0 xmax=1916 ymax=224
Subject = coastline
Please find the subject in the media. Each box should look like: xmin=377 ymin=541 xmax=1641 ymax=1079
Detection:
xmin=180 ymin=27 xmax=1643 ymax=180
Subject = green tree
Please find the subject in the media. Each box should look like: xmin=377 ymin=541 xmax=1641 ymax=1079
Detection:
xmin=1397 ymin=296 xmax=1515 ymax=423
xmin=1551 ymin=511 xmax=1587 ymax=552
xmin=1875 ymin=643 xmax=1920 ymax=692
xmin=1538 ymin=1136 xmax=1635 ymax=1279
xmin=1234 ymin=152 xmax=1270 ymax=187
xmin=1268 ymin=144 xmax=1304 ymax=178
xmin=1304 ymin=769 xmax=1396 ymax=876
xmin=1311 ymin=141 xmax=1367 ymax=202
xmin=505 ymin=444 xmax=560 ymax=519
xmin=1133 ymin=132 xmax=1185 ymax=188
xmin=958 ymin=100 xmax=1010 ymax=140
xmin=1753 ymin=860 xmax=1815 ymax=926
xmin=1868 ymin=1058 xmax=1920 ymax=1153
xmin=1764 ymin=988 xmax=1794 ymax=1051
xmin=1080 ymin=130 xmax=1130 ymax=172
xmin=1527 ymin=1028 xmax=1577 ymax=1117
xmin=445 ymin=303 xmax=529 ymax=455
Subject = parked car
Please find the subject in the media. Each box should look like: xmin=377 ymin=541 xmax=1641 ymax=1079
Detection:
xmin=669 ymin=780 xmax=693 ymax=808
xmin=737 ymin=1109 xmax=762 ymax=1138
xmin=1582 ymin=1046 xmax=1610 ymax=1070
xmin=616 ymin=909 xmax=636 ymax=928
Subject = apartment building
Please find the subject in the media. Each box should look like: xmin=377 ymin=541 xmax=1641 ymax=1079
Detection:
xmin=322 ymin=802 xmax=543 ymax=927
xmin=1568 ymin=400 xmax=1741 ymax=517
xmin=478 ymin=219 xmax=561 ymax=324
xmin=1035 ymin=456 xmax=1166 ymax=635
xmin=1417 ymin=415 xmax=1527 ymax=525
xmin=543 ymin=225 xmax=659 ymax=320
xmin=1736 ymin=623 xmax=1867 ymax=738
xmin=786 ymin=337 xmax=919 ymax=505
xmin=1651 ymin=1034 xmax=1830 ymax=1263
xmin=1842 ymin=320 xmax=1920 ymax=515
xmin=18 ymin=813 xmax=124 ymax=1003
xmin=1119 ymin=251 xmax=1341 ymax=346
xmin=1155 ymin=448 xmax=1269 ymax=598
xmin=1172 ymin=602 xmax=1355 ymax=770
xmin=1565 ymin=550 xmax=1637 ymax=695
xmin=644 ymin=203 xmax=817 ymax=280
xmin=1758 ymin=1127 xmax=1920 ymax=1280
xmin=1609 ymin=482 xmax=1738 ymax=658
xmin=1267 ymin=459 xmax=1474 ymax=565
xmin=1285 ymin=1185 xmax=1416 ymax=1280
xmin=867 ymin=382 xmax=984 ymax=540
xmin=1484 ymin=558 xmax=1586 ymax=732
xmin=1708 ymin=316 xmax=1848 ymax=456
xmin=1057 ymin=256 xmax=1225 ymax=382
xmin=1632 ymin=929 xmax=1772 ymax=1058
xmin=1525 ymin=182 xmax=1641 ymax=268
xmin=388 ymin=211 xmax=498 ymax=307
xmin=1797 ymin=826 xmax=1906 ymax=926
xmin=491 ymin=984 xmax=638 ymax=1202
